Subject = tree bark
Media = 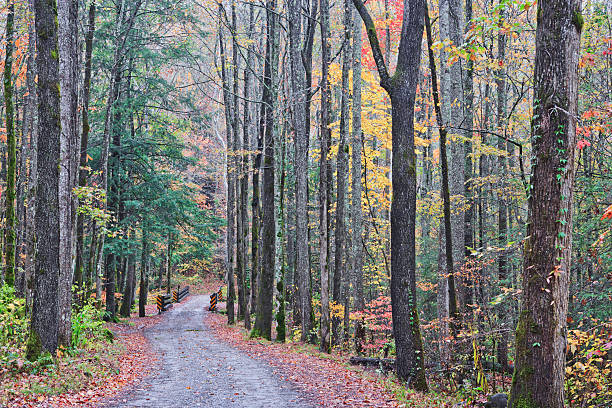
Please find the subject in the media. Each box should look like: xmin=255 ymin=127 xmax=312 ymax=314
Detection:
xmin=253 ymin=0 xmax=277 ymax=340
xmin=27 ymin=0 xmax=62 ymax=359
xmin=120 ymin=250 xmax=135 ymax=317
xmin=58 ymin=0 xmax=79 ymax=346
xmin=509 ymin=1 xmax=582 ymax=406
xmin=75 ymin=0 xmax=96 ymax=300
xmin=288 ymin=0 xmax=313 ymax=343
xmin=351 ymin=9 xmax=365 ymax=354
xmin=231 ymin=2 xmax=247 ymax=322
xmin=425 ymin=1 xmax=459 ymax=342
xmin=138 ymin=229 xmax=149 ymax=317
xmin=241 ymin=2 xmax=255 ymax=331
xmin=21 ymin=1 xmax=37 ymax=304
xmin=333 ymin=0 xmax=351 ymax=347
xmin=319 ymin=0 xmax=332 ymax=353
xmin=3 ymin=0 xmax=16 ymax=288
xmin=218 ymin=5 xmax=236 ymax=324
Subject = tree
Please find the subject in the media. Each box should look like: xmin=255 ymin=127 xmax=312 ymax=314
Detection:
xmin=352 ymin=0 xmax=428 ymax=389
xmin=319 ymin=0 xmax=332 ymax=353
xmin=509 ymin=1 xmax=582 ymax=406
xmin=3 ymin=0 xmax=16 ymax=288
xmin=27 ymin=0 xmax=63 ymax=360
xmin=424 ymin=0 xmax=459 ymax=351
xmin=350 ymin=7 xmax=365 ymax=354
xmin=74 ymin=0 xmax=96 ymax=299
xmin=253 ymin=0 xmax=278 ymax=340
xmin=58 ymin=0 xmax=79 ymax=347
xmin=288 ymin=0 xmax=313 ymax=344
xmin=218 ymin=3 xmax=236 ymax=325
xmin=332 ymin=0 xmax=351 ymax=347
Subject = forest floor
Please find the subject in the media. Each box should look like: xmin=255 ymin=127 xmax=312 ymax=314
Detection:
xmin=205 ymin=309 xmax=454 ymax=408
xmin=1 ymin=304 xmax=161 ymax=408
xmin=3 ymin=287 xmax=457 ymax=407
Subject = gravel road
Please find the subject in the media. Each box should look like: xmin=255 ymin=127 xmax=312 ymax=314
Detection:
xmin=103 ymin=295 xmax=313 ymax=408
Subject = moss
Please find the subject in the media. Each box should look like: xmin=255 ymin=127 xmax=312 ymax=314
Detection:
xmin=572 ymin=11 xmax=584 ymax=32
xmin=510 ymin=310 xmax=539 ymax=406
xmin=51 ymin=49 xmax=58 ymax=60
xmin=511 ymin=396 xmax=538 ymax=408
xmin=26 ymin=330 xmax=43 ymax=362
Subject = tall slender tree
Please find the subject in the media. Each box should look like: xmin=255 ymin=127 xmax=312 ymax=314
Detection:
xmin=75 ymin=0 xmax=96 ymax=299
xmin=352 ymin=0 xmax=428 ymax=389
xmin=218 ymin=4 xmax=236 ymax=324
xmin=253 ymin=0 xmax=277 ymax=339
xmin=351 ymin=8 xmax=365 ymax=353
xmin=288 ymin=0 xmax=313 ymax=343
xmin=58 ymin=0 xmax=79 ymax=346
xmin=319 ymin=0 xmax=332 ymax=353
xmin=333 ymin=0 xmax=351 ymax=346
xmin=3 ymin=0 xmax=16 ymax=288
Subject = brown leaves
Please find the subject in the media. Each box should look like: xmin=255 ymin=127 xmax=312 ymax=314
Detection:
xmin=206 ymin=312 xmax=403 ymax=408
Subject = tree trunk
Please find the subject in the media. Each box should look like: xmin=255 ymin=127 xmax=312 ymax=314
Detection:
xmin=241 ymin=2 xmax=255 ymax=331
xmin=27 ymin=0 xmax=62 ymax=359
xmin=58 ymin=0 xmax=79 ymax=346
xmin=509 ymin=2 xmax=582 ymax=406
xmin=75 ymin=0 xmax=96 ymax=300
xmin=22 ymin=1 xmax=37 ymax=304
xmin=495 ymin=5 xmax=509 ymax=370
xmin=120 ymin=251 xmax=135 ymax=317
xmin=3 ymin=0 xmax=16 ymax=288
xmin=352 ymin=0 xmax=428 ymax=390
xmin=319 ymin=0 xmax=332 ymax=353
xmin=462 ymin=0 xmax=475 ymax=319
xmin=351 ymin=9 xmax=365 ymax=354
xmin=166 ymin=235 xmax=173 ymax=294
xmin=333 ymin=0 xmax=351 ymax=347
xmin=218 ymin=6 xmax=236 ymax=324
xmin=138 ymin=229 xmax=149 ymax=317
xmin=231 ymin=2 xmax=246 ymax=322
xmin=288 ymin=0 xmax=312 ymax=343
xmin=425 ymin=1 xmax=459 ymax=343
xmin=253 ymin=0 xmax=277 ymax=340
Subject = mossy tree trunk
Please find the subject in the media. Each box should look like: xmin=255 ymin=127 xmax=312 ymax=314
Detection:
xmin=253 ymin=0 xmax=277 ymax=339
xmin=27 ymin=0 xmax=62 ymax=360
xmin=509 ymin=1 xmax=582 ymax=406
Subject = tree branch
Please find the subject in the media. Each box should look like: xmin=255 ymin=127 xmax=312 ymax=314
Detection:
xmin=351 ymin=0 xmax=391 ymax=90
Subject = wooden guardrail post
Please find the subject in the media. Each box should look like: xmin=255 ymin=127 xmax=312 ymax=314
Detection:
xmin=156 ymin=294 xmax=173 ymax=314
xmin=209 ymin=292 xmax=217 ymax=311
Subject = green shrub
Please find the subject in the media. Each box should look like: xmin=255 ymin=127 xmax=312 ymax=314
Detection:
xmin=71 ymin=300 xmax=113 ymax=348
xmin=0 ymin=284 xmax=28 ymax=349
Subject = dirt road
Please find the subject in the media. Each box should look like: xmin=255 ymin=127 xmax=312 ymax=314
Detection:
xmin=103 ymin=295 xmax=313 ymax=408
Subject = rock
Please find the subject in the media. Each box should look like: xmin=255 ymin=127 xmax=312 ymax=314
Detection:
xmin=484 ymin=393 xmax=508 ymax=408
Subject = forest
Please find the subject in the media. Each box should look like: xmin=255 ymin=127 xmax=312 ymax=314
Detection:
xmin=0 ymin=0 xmax=610 ymax=406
